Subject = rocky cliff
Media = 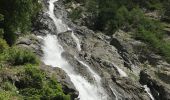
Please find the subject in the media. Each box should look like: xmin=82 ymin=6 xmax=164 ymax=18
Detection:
xmin=17 ymin=0 xmax=170 ymax=100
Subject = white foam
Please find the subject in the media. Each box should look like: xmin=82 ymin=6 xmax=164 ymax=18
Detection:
xmin=144 ymin=85 xmax=155 ymax=100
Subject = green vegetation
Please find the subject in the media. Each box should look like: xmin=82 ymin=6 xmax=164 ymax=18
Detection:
xmin=69 ymin=8 xmax=83 ymax=21
xmin=0 ymin=47 xmax=70 ymax=100
xmin=0 ymin=38 xmax=8 ymax=53
xmin=4 ymin=47 xmax=40 ymax=66
xmin=17 ymin=65 xmax=70 ymax=100
xmin=0 ymin=0 xmax=41 ymax=45
xmin=68 ymin=0 xmax=170 ymax=62
xmin=0 ymin=0 xmax=71 ymax=99
xmin=0 ymin=91 xmax=22 ymax=100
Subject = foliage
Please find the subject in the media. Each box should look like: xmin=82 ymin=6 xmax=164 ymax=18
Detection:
xmin=1 ymin=82 xmax=17 ymax=92
xmin=0 ymin=0 xmax=41 ymax=45
xmin=0 ymin=38 xmax=8 ymax=54
xmin=0 ymin=91 xmax=22 ymax=100
xmin=163 ymin=0 xmax=170 ymax=22
xmin=69 ymin=7 xmax=83 ymax=21
xmin=16 ymin=65 xmax=70 ymax=100
xmin=0 ymin=64 xmax=70 ymax=100
xmin=0 ymin=14 xmax=3 ymax=21
xmin=4 ymin=47 xmax=40 ymax=66
xmin=0 ymin=29 xmax=3 ymax=38
xmin=67 ymin=0 xmax=170 ymax=62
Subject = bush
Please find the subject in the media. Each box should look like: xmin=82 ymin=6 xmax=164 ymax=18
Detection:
xmin=0 ymin=0 xmax=41 ymax=45
xmin=17 ymin=65 xmax=70 ymax=100
xmin=0 ymin=14 xmax=4 ymax=21
xmin=16 ymin=65 xmax=45 ymax=89
xmin=0 ymin=38 xmax=8 ymax=54
xmin=1 ymin=82 xmax=17 ymax=92
xmin=69 ymin=7 xmax=83 ymax=21
xmin=0 ymin=91 xmax=22 ymax=100
xmin=5 ymin=47 xmax=39 ymax=65
xmin=160 ymin=42 xmax=170 ymax=62
xmin=0 ymin=29 xmax=4 ymax=38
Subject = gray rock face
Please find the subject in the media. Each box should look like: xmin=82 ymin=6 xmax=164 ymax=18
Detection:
xmin=18 ymin=0 xmax=170 ymax=100
xmin=140 ymin=70 xmax=170 ymax=100
xmin=57 ymin=23 xmax=151 ymax=100
xmin=33 ymin=2 xmax=57 ymax=36
xmin=62 ymin=52 xmax=94 ymax=83
xmin=111 ymin=30 xmax=142 ymax=72
xmin=35 ymin=0 xmax=153 ymax=99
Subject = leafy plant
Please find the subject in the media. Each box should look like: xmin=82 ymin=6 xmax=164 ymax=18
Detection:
xmin=16 ymin=65 xmax=70 ymax=100
xmin=0 ymin=0 xmax=41 ymax=45
xmin=5 ymin=47 xmax=39 ymax=65
xmin=0 ymin=38 xmax=8 ymax=54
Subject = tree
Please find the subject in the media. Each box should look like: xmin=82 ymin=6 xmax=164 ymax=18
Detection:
xmin=0 ymin=0 xmax=41 ymax=45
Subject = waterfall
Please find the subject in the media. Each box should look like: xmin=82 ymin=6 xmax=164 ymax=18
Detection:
xmin=71 ymin=31 xmax=81 ymax=51
xmin=41 ymin=0 xmax=109 ymax=99
xmin=143 ymin=85 xmax=155 ymax=100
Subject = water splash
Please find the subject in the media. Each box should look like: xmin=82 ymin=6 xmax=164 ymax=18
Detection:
xmin=112 ymin=63 xmax=127 ymax=77
xmin=71 ymin=31 xmax=81 ymax=51
xmin=143 ymin=85 xmax=155 ymax=100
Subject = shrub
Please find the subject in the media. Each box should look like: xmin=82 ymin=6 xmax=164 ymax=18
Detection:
xmin=0 ymin=29 xmax=3 ymax=38
xmin=17 ymin=65 xmax=70 ymax=100
xmin=69 ymin=7 xmax=83 ymax=21
xmin=1 ymin=82 xmax=17 ymax=92
xmin=0 ymin=14 xmax=4 ymax=21
xmin=160 ymin=42 xmax=170 ymax=62
xmin=0 ymin=91 xmax=22 ymax=100
xmin=5 ymin=47 xmax=39 ymax=65
xmin=16 ymin=65 xmax=45 ymax=89
xmin=0 ymin=0 xmax=41 ymax=45
xmin=0 ymin=38 xmax=8 ymax=54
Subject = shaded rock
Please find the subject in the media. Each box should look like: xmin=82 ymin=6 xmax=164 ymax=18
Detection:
xmin=111 ymin=30 xmax=141 ymax=72
xmin=140 ymin=69 xmax=170 ymax=100
xmin=110 ymin=76 xmax=151 ymax=100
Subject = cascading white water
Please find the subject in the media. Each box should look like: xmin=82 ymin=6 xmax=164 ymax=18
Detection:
xmin=41 ymin=0 xmax=108 ymax=100
xmin=75 ymin=57 xmax=101 ymax=83
xmin=48 ymin=0 xmax=68 ymax=33
xmin=113 ymin=64 xmax=127 ymax=77
xmin=143 ymin=85 xmax=155 ymax=100
xmin=71 ymin=32 xmax=81 ymax=51
xmin=75 ymin=57 xmax=108 ymax=99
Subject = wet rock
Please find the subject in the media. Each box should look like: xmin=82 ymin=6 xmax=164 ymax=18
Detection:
xmin=58 ymin=31 xmax=78 ymax=54
xmin=110 ymin=76 xmax=151 ymax=100
xmin=62 ymin=52 xmax=95 ymax=83
xmin=140 ymin=69 xmax=170 ymax=100
xmin=33 ymin=10 xmax=57 ymax=36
